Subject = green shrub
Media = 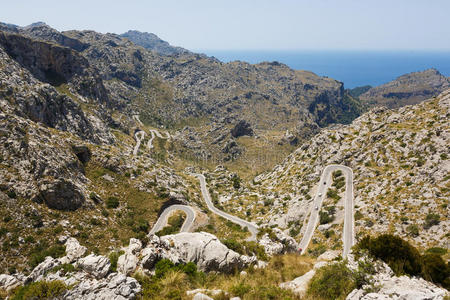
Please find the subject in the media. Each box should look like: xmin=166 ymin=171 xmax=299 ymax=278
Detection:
xmin=230 ymin=281 xmax=251 ymax=297
xmin=155 ymin=213 xmax=185 ymax=237
xmin=421 ymin=254 xmax=450 ymax=289
xmin=106 ymin=196 xmax=120 ymax=208
xmin=11 ymin=280 xmax=67 ymax=300
xmin=29 ymin=244 xmax=66 ymax=269
xmin=332 ymin=170 xmax=343 ymax=178
xmin=109 ymin=250 xmax=125 ymax=272
xmin=133 ymin=218 xmax=149 ymax=233
xmin=106 ymin=197 xmax=120 ymax=209
xmin=406 ymin=224 xmax=419 ymax=237
xmin=0 ymin=227 xmax=7 ymax=237
xmin=319 ymin=211 xmax=334 ymax=225
xmin=232 ymin=175 xmax=241 ymax=189
xmin=222 ymin=239 xmax=267 ymax=261
xmin=222 ymin=238 xmax=243 ymax=254
xmin=425 ymin=247 xmax=447 ymax=256
xmin=326 ymin=189 xmax=341 ymax=201
xmin=307 ymin=262 xmax=356 ymax=300
xmin=423 ymin=213 xmax=440 ymax=229
xmin=355 ymin=234 xmax=422 ymax=276
xmin=7 ymin=190 xmax=17 ymax=199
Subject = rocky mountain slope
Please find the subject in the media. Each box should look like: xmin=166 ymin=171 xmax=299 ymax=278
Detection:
xmin=0 ymin=21 xmax=364 ymax=171
xmin=0 ymin=21 xmax=448 ymax=299
xmin=225 ymin=90 xmax=449 ymax=253
xmin=360 ymin=68 xmax=450 ymax=108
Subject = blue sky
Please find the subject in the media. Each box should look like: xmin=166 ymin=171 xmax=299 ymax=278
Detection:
xmin=1 ymin=0 xmax=449 ymax=50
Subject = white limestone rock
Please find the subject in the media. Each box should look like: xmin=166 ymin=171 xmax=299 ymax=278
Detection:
xmin=0 ymin=274 xmax=21 ymax=292
xmin=64 ymin=237 xmax=87 ymax=262
xmin=77 ymin=254 xmax=111 ymax=279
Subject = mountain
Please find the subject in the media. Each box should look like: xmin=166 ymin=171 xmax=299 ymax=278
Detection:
xmin=0 ymin=21 xmax=448 ymax=300
xmin=360 ymin=68 xmax=450 ymax=108
xmin=230 ymin=90 xmax=449 ymax=250
xmin=121 ymin=30 xmax=190 ymax=56
xmin=0 ymin=22 xmax=364 ymax=171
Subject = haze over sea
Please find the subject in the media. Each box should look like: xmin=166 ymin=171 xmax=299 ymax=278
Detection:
xmin=201 ymin=50 xmax=450 ymax=88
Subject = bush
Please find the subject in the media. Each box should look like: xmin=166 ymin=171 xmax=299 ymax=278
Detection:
xmin=355 ymin=234 xmax=422 ymax=276
xmin=319 ymin=211 xmax=334 ymax=225
xmin=106 ymin=197 xmax=120 ymax=209
xmin=222 ymin=239 xmax=267 ymax=261
xmin=230 ymin=281 xmax=251 ymax=297
xmin=326 ymin=189 xmax=341 ymax=201
xmin=109 ymin=250 xmax=125 ymax=272
xmin=406 ymin=224 xmax=419 ymax=237
xmin=11 ymin=280 xmax=67 ymax=300
xmin=154 ymin=259 xmax=201 ymax=279
xmin=155 ymin=213 xmax=185 ymax=237
xmin=7 ymin=190 xmax=17 ymax=199
xmin=307 ymin=262 xmax=356 ymax=300
xmin=421 ymin=254 xmax=450 ymax=289
xmin=231 ymin=175 xmax=241 ymax=189
xmin=423 ymin=213 xmax=440 ymax=229
xmin=425 ymin=247 xmax=447 ymax=256
xmin=133 ymin=218 xmax=149 ymax=233
xmin=29 ymin=243 xmax=66 ymax=269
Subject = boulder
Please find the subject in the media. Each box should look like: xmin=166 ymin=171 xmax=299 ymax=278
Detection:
xmin=77 ymin=254 xmax=111 ymax=279
xmin=346 ymin=265 xmax=448 ymax=300
xmin=142 ymin=233 xmax=255 ymax=273
xmin=35 ymin=179 xmax=85 ymax=211
xmin=258 ymin=228 xmax=299 ymax=256
xmin=117 ymin=239 xmax=142 ymax=275
xmin=27 ymin=256 xmax=60 ymax=282
xmin=63 ymin=272 xmax=140 ymax=300
xmin=64 ymin=237 xmax=87 ymax=262
xmin=160 ymin=232 xmax=255 ymax=272
xmin=193 ymin=293 xmax=214 ymax=300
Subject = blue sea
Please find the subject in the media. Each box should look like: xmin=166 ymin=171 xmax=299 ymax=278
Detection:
xmin=200 ymin=50 xmax=450 ymax=88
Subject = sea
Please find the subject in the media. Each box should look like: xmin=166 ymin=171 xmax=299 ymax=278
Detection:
xmin=200 ymin=50 xmax=450 ymax=88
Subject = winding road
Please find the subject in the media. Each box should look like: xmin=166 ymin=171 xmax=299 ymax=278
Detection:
xmin=147 ymin=129 xmax=171 ymax=150
xmin=133 ymin=130 xmax=145 ymax=156
xmin=148 ymin=165 xmax=354 ymax=257
xmin=298 ymin=165 xmax=354 ymax=258
xmin=195 ymin=173 xmax=259 ymax=241
xmin=149 ymin=205 xmax=196 ymax=235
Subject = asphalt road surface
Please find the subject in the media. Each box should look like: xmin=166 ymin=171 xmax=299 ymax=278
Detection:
xmin=195 ymin=173 xmax=259 ymax=241
xmin=298 ymin=165 xmax=354 ymax=258
xmin=149 ymin=204 xmax=195 ymax=235
xmin=133 ymin=130 xmax=145 ymax=156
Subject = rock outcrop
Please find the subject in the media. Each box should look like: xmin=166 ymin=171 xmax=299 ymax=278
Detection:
xmin=117 ymin=239 xmax=142 ymax=276
xmin=121 ymin=30 xmax=190 ymax=56
xmin=64 ymin=237 xmax=87 ymax=262
xmin=34 ymin=179 xmax=85 ymax=211
xmin=140 ymin=233 xmax=256 ymax=273
xmin=231 ymin=120 xmax=254 ymax=138
xmin=346 ymin=256 xmax=448 ymax=300
xmin=77 ymin=254 xmax=111 ymax=279
xmin=63 ymin=273 xmax=141 ymax=300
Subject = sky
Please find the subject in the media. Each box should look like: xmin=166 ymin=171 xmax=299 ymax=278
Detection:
xmin=1 ymin=0 xmax=450 ymax=51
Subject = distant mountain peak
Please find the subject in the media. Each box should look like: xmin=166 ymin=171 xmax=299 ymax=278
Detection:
xmin=25 ymin=21 xmax=48 ymax=28
xmin=120 ymin=30 xmax=190 ymax=56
